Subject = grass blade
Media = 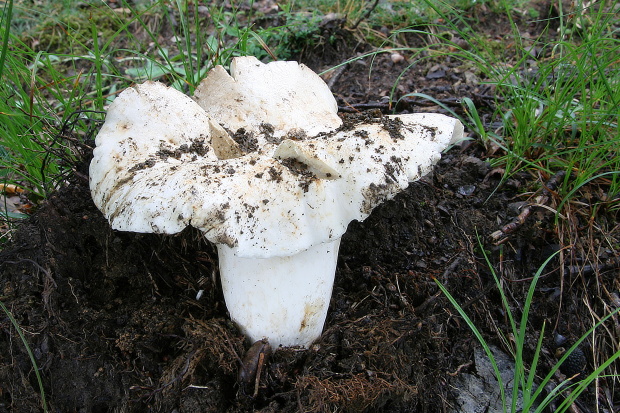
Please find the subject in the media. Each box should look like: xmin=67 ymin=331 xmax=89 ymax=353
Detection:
xmin=0 ymin=299 xmax=48 ymax=412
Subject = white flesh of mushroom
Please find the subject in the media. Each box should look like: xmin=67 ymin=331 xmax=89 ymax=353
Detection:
xmin=218 ymin=240 xmax=341 ymax=348
xmin=90 ymin=56 xmax=464 ymax=348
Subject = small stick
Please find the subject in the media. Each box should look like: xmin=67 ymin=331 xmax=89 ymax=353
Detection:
xmin=350 ymin=0 xmax=380 ymax=30
xmin=253 ymin=351 xmax=266 ymax=398
xmin=447 ymin=360 xmax=473 ymax=376
xmin=491 ymin=171 xmax=566 ymax=243
xmin=327 ymin=63 xmax=349 ymax=90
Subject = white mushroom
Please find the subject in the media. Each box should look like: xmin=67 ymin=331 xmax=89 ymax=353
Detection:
xmin=90 ymin=56 xmax=464 ymax=349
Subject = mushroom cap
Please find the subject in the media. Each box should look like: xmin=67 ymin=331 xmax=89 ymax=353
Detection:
xmin=90 ymin=57 xmax=463 ymax=258
xmin=194 ymin=56 xmax=342 ymax=139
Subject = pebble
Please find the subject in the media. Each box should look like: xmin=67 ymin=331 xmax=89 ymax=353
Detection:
xmin=390 ymin=52 xmax=405 ymax=64
xmin=458 ymin=185 xmax=476 ymax=196
xmin=462 ymin=156 xmax=490 ymax=176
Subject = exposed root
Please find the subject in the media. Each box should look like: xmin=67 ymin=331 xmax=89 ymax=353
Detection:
xmin=297 ymin=373 xmax=416 ymax=412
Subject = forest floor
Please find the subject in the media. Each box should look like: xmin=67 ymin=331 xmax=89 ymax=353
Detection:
xmin=1 ymin=1 xmax=618 ymax=412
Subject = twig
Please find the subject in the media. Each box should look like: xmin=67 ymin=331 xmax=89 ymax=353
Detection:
xmin=1 ymin=259 xmax=57 ymax=288
xmin=563 ymin=257 xmax=620 ymax=276
xmin=350 ymin=0 xmax=380 ymax=30
xmin=253 ymin=351 xmax=266 ymax=398
xmin=327 ymin=63 xmax=349 ymax=90
xmin=338 ymin=102 xmax=388 ymax=113
xmin=447 ymin=360 xmax=473 ymax=376
xmin=414 ymin=256 xmax=462 ymax=313
xmin=338 ymin=96 xmax=465 ymax=113
xmin=491 ymin=171 xmax=566 ymax=244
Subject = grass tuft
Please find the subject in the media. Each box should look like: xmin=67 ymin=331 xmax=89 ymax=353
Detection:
xmin=436 ymin=235 xmax=620 ymax=412
xmin=412 ymin=0 xmax=620 ymax=210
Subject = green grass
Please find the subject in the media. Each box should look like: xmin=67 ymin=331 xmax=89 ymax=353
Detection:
xmin=404 ymin=5 xmax=620 ymax=406
xmin=0 ymin=0 xmax=283 ymax=202
xmin=1 ymin=0 xmax=619 ymax=410
xmin=405 ymin=0 xmax=620 ymax=213
xmin=1 ymin=295 xmax=48 ymax=411
xmin=4 ymin=0 xmax=616 ymax=212
xmin=436 ymin=237 xmax=620 ymax=412
xmin=1 ymin=6 xmax=59 ymax=197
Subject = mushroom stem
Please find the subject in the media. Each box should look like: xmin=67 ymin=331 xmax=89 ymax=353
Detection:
xmin=217 ymin=239 xmax=341 ymax=349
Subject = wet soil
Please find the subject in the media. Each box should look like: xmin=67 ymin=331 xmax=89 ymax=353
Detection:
xmin=1 ymin=3 xmax=619 ymax=412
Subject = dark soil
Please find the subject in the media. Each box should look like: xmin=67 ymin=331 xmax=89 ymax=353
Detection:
xmin=1 ymin=3 xmax=618 ymax=412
